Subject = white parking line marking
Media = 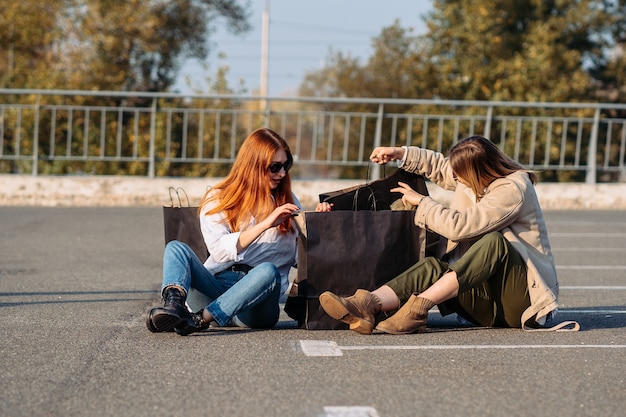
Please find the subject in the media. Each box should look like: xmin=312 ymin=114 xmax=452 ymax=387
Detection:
xmin=548 ymin=221 xmax=626 ymax=227
xmin=560 ymin=286 xmax=626 ymax=290
xmin=551 ymin=233 xmax=626 ymax=237
xmin=560 ymin=309 xmax=626 ymax=314
xmin=323 ymin=406 xmax=380 ymax=417
xmin=299 ymin=340 xmax=626 ymax=357
xmin=300 ymin=340 xmax=343 ymax=356
xmin=557 ymin=265 xmax=626 ymax=270
xmin=339 ymin=344 xmax=626 ymax=351
xmin=553 ymin=248 xmax=626 ymax=251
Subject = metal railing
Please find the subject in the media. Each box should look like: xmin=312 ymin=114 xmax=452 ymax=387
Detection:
xmin=1 ymin=89 xmax=625 ymax=183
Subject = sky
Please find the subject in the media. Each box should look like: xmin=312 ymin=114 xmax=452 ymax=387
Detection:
xmin=174 ymin=0 xmax=433 ymax=96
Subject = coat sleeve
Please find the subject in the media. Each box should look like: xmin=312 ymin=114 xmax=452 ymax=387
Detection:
xmin=415 ymin=178 xmax=526 ymax=241
xmin=402 ymin=146 xmax=457 ymax=191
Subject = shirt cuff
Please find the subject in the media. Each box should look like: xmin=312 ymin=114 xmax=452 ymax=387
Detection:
xmin=397 ymin=146 xmax=408 ymax=168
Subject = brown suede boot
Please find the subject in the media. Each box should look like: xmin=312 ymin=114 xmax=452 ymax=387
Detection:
xmin=375 ymin=294 xmax=435 ymax=334
xmin=319 ymin=289 xmax=382 ymax=334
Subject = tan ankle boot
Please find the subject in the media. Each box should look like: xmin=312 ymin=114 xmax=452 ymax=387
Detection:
xmin=319 ymin=289 xmax=382 ymax=334
xmin=375 ymin=294 xmax=435 ymax=334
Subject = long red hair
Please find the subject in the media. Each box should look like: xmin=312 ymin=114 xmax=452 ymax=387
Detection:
xmin=200 ymin=128 xmax=295 ymax=233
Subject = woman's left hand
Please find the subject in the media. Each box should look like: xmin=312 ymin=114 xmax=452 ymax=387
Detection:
xmin=390 ymin=182 xmax=426 ymax=207
xmin=263 ymin=203 xmax=300 ymax=229
xmin=237 ymin=203 xmax=299 ymax=252
xmin=315 ymin=202 xmax=333 ymax=212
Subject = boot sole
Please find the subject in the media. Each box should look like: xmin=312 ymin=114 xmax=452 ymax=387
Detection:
xmin=319 ymin=292 xmax=374 ymax=335
xmin=146 ymin=313 xmax=161 ymax=333
xmin=375 ymin=323 xmax=427 ymax=335
xmin=149 ymin=308 xmax=182 ymax=332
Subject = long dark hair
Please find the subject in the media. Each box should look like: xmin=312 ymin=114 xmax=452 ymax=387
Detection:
xmin=449 ymin=135 xmax=536 ymax=200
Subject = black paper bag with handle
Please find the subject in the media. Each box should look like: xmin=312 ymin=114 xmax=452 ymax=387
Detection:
xmin=319 ymin=168 xmax=439 ymax=257
xmin=162 ymin=187 xmax=209 ymax=262
xmin=284 ymin=169 xmax=435 ymax=329
xmin=319 ymin=168 xmax=430 ymax=211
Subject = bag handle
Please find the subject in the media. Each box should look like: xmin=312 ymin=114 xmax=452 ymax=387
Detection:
xmin=352 ymin=184 xmax=377 ymax=211
xmin=168 ymin=187 xmax=190 ymax=208
xmin=352 ymin=163 xmax=387 ymax=211
xmin=364 ymin=163 xmax=386 ymax=185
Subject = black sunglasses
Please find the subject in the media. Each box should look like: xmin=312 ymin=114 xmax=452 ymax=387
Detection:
xmin=268 ymin=160 xmax=292 ymax=174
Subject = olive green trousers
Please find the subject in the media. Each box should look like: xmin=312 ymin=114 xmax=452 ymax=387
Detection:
xmin=385 ymin=231 xmax=530 ymax=328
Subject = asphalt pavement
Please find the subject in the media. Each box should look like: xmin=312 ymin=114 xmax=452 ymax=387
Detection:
xmin=0 ymin=207 xmax=625 ymax=417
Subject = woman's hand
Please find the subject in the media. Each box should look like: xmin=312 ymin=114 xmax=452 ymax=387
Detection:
xmin=238 ymin=203 xmax=300 ymax=252
xmin=264 ymin=203 xmax=301 ymax=228
xmin=315 ymin=202 xmax=333 ymax=212
xmin=390 ymin=182 xmax=426 ymax=207
xmin=370 ymin=146 xmax=404 ymax=164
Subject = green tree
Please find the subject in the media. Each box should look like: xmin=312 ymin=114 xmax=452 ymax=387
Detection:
xmin=301 ymin=0 xmax=625 ymax=103
xmin=299 ymin=23 xmax=423 ymax=100
xmin=297 ymin=0 xmax=626 ymax=182
xmin=0 ymin=0 xmax=251 ymax=92
xmin=0 ymin=0 xmax=252 ymax=176
xmin=592 ymin=0 xmax=626 ymax=105
xmin=0 ymin=1 xmax=71 ymax=88
xmin=422 ymin=0 xmax=612 ymax=102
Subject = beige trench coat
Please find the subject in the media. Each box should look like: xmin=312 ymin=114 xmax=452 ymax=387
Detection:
xmin=402 ymin=146 xmax=559 ymax=328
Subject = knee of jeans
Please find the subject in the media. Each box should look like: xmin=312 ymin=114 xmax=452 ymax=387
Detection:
xmin=255 ymin=262 xmax=281 ymax=284
xmin=166 ymin=240 xmax=196 ymax=258
xmin=165 ymin=240 xmax=186 ymax=254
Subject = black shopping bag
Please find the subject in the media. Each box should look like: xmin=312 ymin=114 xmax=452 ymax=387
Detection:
xmin=321 ymin=168 xmax=439 ymax=258
xmin=284 ymin=210 xmax=428 ymax=330
xmin=162 ymin=187 xmax=209 ymax=262
xmin=319 ymin=168 xmax=430 ymax=211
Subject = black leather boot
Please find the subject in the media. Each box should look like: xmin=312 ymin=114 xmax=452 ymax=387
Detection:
xmin=174 ymin=309 xmax=211 ymax=336
xmin=146 ymin=286 xmax=193 ymax=332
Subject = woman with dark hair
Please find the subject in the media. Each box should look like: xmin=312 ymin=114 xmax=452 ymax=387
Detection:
xmin=318 ymin=135 xmax=575 ymax=334
xmin=147 ymin=128 xmax=301 ymax=335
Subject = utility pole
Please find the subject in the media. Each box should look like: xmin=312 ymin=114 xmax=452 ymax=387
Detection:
xmin=260 ymin=0 xmax=270 ymax=106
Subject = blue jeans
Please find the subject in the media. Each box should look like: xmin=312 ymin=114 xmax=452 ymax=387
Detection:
xmin=161 ymin=240 xmax=281 ymax=328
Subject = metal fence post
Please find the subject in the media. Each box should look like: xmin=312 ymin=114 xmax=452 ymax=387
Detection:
xmin=148 ymin=98 xmax=156 ymax=178
xmin=484 ymin=105 xmax=493 ymax=139
xmin=586 ymin=107 xmax=600 ymax=184
xmin=32 ymin=96 xmax=40 ymax=176
xmin=371 ymin=103 xmax=384 ymax=180
xmin=264 ymin=98 xmax=272 ymax=126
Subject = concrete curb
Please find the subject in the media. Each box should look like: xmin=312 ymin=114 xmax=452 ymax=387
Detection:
xmin=1 ymin=174 xmax=625 ymax=210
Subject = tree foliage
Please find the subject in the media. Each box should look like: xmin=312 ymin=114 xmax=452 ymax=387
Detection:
xmin=300 ymin=24 xmax=424 ymax=100
xmin=0 ymin=0 xmax=252 ymax=177
xmin=0 ymin=0 xmax=251 ymax=92
xmin=300 ymin=0 xmax=626 ymax=104
xmin=298 ymin=0 xmax=626 ymax=182
xmin=0 ymin=1 xmax=68 ymax=89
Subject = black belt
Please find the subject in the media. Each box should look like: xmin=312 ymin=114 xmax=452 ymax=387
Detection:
xmin=229 ymin=264 xmax=253 ymax=273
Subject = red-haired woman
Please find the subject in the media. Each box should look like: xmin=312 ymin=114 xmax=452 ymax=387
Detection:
xmin=147 ymin=128 xmax=301 ymax=335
